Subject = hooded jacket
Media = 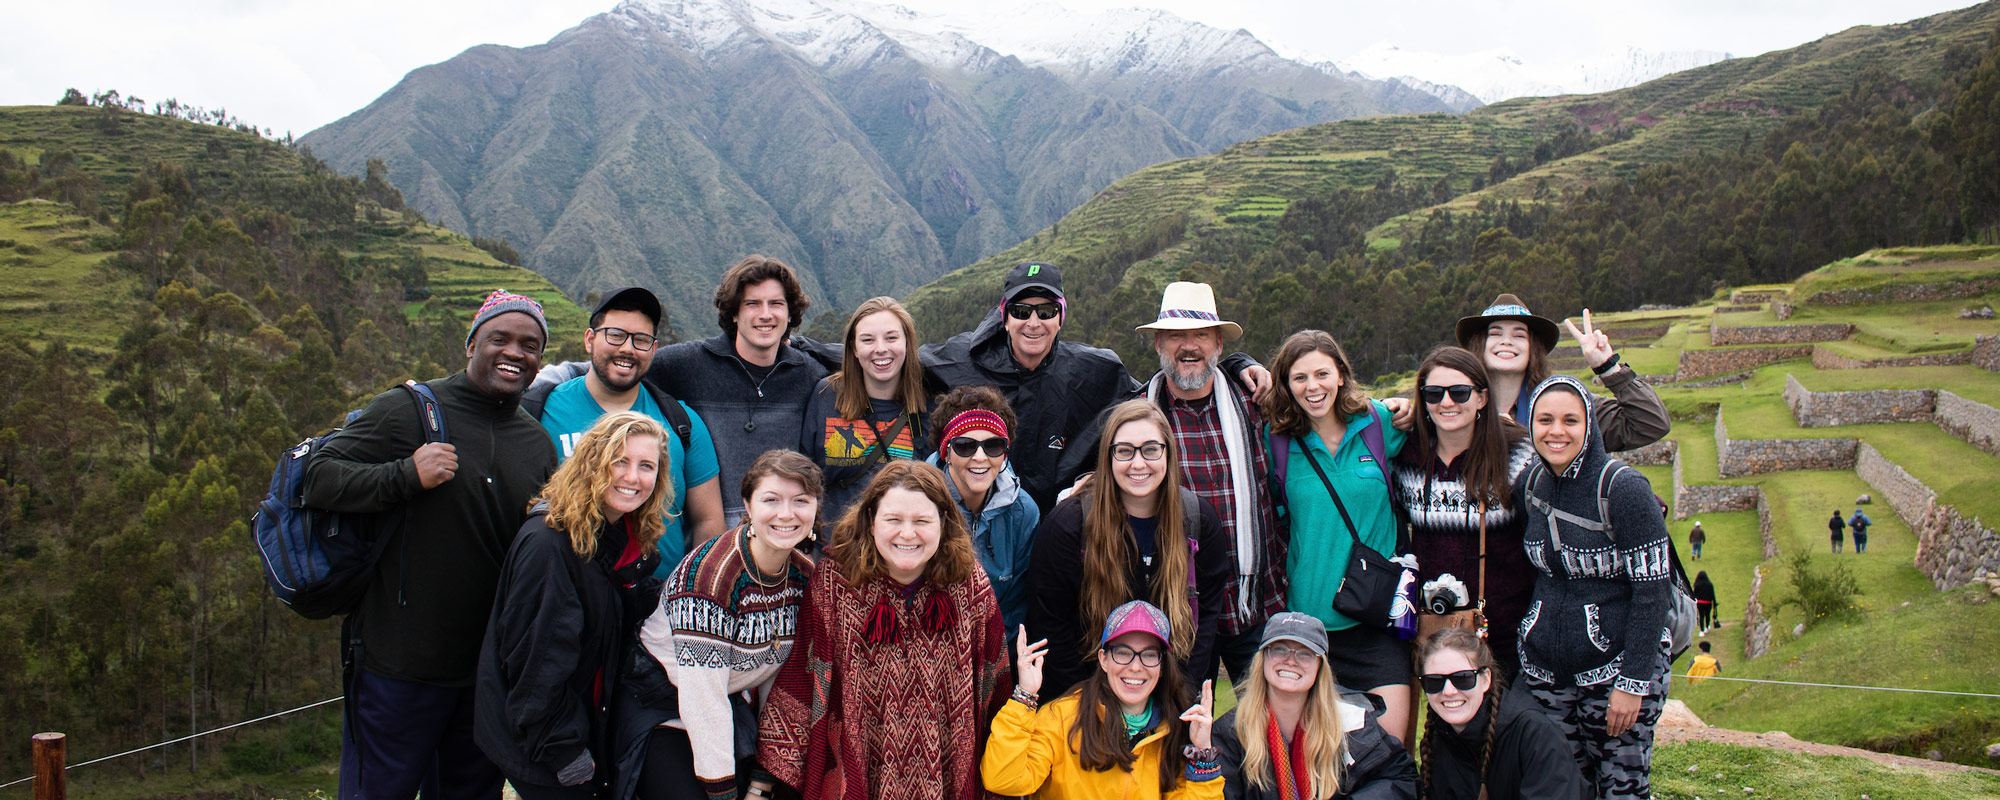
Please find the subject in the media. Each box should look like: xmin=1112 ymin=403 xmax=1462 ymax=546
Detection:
xmin=1512 ymin=378 xmax=1672 ymax=696
xmin=1506 ymin=362 xmax=1668 ymax=454
xmin=931 ymin=453 xmax=1042 ymax=631
xmin=1421 ymin=684 xmax=1586 ymax=800
xmin=1515 ymin=376 xmax=1673 ymax=697
xmin=920 ymin=307 xmax=1140 ymax=514
xmin=1213 ymin=692 xmax=1418 ymax=800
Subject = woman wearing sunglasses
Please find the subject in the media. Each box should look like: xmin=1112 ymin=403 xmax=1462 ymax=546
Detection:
xmin=1259 ymin=330 xmax=1412 ymax=744
xmin=985 ymin=599 xmax=1222 ymax=799
xmin=801 ymin=296 xmax=935 ymax=526
xmin=1213 ymin=612 xmax=1417 ymax=800
xmin=1416 ymin=628 xmax=1584 ymax=800
xmin=1027 ymin=400 xmax=1232 ymax=700
xmin=1390 ymin=347 xmax=1535 ymax=681
xmin=927 ymin=386 xmax=1041 ymax=630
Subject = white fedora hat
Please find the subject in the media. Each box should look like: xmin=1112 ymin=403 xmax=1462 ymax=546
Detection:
xmin=1136 ymin=281 xmax=1242 ymax=341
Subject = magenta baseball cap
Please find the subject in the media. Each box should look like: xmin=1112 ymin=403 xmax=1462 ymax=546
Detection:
xmin=1100 ymin=600 xmax=1172 ymax=648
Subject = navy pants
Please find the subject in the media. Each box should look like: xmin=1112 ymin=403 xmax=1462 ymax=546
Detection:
xmin=340 ymin=669 xmax=503 ymax=800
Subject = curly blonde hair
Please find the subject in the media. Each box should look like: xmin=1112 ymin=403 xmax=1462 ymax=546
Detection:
xmin=539 ymin=411 xmax=672 ymax=558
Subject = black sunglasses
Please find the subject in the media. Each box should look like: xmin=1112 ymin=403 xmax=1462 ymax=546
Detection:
xmin=947 ymin=436 xmax=1009 ymax=459
xmin=1005 ymin=302 xmax=1061 ymax=321
xmin=592 ymin=326 xmax=659 ymax=351
xmin=1419 ymin=384 xmax=1477 ymax=405
xmin=1418 ymin=667 xmax=1484 ymax=694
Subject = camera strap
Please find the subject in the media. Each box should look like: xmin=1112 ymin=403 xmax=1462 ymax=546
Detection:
xmin=1476 ymin=500 xmax=1487 ymax=613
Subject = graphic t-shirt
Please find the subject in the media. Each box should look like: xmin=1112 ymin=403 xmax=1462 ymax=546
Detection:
xmin=799 ymin=378 xmax=933 ymax=523
xmin=538 ymin=376 xmax=721 ymax=574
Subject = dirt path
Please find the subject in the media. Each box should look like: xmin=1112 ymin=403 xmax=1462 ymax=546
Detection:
xmin=1657 ymin=701 xmax=2000 ymax=775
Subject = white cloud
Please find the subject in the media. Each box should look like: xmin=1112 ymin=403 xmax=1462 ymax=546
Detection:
xmin=0 ymin=0 xmax=1978 ymax=136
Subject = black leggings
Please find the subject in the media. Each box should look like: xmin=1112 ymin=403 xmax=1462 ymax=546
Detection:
xmin=637 ymin=727 xmax=754 ymax=800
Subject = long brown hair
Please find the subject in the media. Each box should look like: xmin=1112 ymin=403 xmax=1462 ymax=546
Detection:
xmin=1405 ymin=346 xmax=1527 ymax=511
xmin=830 ymin=460 xmax=975 ymax=587
xmin=1081 ymin=401 xmax=1195 ymax=659
xmin=1417 ymin=627 xmax=1508 ymax=792
xmin=1231 ymin=650 xmax=1350 ymax=800
xmin=1466 ymin=322 xmax=1550 ymax=390
xmin=1066 ymin=637 xmax=1192 ymax=792
xmin=830 ymin=296 xmax=927 ymax=419
xmin=538 ymin=411 xmax=671 ymax=558
xmin=1262 ymin=330 xmax=1374 ymax=437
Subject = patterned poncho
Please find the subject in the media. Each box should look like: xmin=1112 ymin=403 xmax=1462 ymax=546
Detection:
xmin=758 ymin=553 xmax=1011 ymax=799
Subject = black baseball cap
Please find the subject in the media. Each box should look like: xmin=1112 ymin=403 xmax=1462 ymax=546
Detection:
xmin=1002 ymin=262 xmax=1064 ymax=302
xmin=592 ymin=286 xmax=663 ymax=329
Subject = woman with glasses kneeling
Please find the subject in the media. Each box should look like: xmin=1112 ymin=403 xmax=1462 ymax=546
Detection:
xmin=759 ymin=461 xmax=1009 ymax=800
xmin=1026 ymin=400 xmax=1232 ymax=700
xmin=1416 ymin=628 xmax=1584 ymax=800
xmin=1214 ymin=612 xmax=1417 ymax=800
xmin=985 ymin=600 xmax=1222 ymax=799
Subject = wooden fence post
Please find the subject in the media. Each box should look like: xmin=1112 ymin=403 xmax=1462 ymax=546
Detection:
xmin=31 ymin=732 xmax=64 ymax=800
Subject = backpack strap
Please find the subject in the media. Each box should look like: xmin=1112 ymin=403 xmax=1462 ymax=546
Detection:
xmin=400 ymin=381 xmax=448 ymax=443
xmin=1359 ymin=402 xmax=1389 ymax=480
xmin=1596 ymin=461 xmax=1632 ymax=544
xmin=641 ymin=380 xmax=695 ymax=450
xmin=1266 ymin=431 xmax=1292 ymax=520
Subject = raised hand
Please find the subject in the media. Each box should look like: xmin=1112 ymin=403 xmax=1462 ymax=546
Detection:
xmin=1015 ymin=625 xmax=1049 ymax=697
xmin=1180 ymin=679 xmax=1216 ymax=750
xmin=1565 ymin=308 xmax=1616 ymax=369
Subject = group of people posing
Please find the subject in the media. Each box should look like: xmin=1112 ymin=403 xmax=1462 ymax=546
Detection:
xmin=308 ymin=253 xmax=1682 ymax=800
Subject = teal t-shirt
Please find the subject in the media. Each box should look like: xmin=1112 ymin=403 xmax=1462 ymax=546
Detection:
xmin=538 ymin=377 xmax=720 ymax=575
xmin=1279 ymin=399 xmax=1407 ymax=631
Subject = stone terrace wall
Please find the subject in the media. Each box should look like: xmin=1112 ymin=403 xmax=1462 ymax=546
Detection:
xmin=1854 ymin=443 xmax=2000 ymax=589
xmin=1716 ymin=305 xmax=1762 ymax=314
xmin=1731 ymin=290 xmax=1787 ymax=304
xmin=1811 ymin=347 xmax=1972 ymax=370
xmin=1605 ymin=324 xmax=1669 ymax=341
xmin=1675 ymin=345 xmax=1812 ymax=381
xmin=1935 ymin=390 xmax=2000 ymax=457
xmin=1773 ymin=302 xmax=1797 ymax=320
xmin=1715 ymin=408 xmax=1858 ymax=478
xmin=1800 ymin=276 xmax=2000 ymax=306
xmin=1781 ymin=374 xmax=1935 ymax=427
xmin=1614 ymin=440 xmax=1677 ymax=467
xmin=1743 ymin=566 xmax=1773 ymax=659
xmin=1710 ymin=323 xmax=1853 ymax=345
xmin=1975 ymin=335 xmax=1999 ymax=372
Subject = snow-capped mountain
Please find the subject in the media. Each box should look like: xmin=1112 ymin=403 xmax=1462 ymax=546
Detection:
xmin=1339 ymin=42 xmax=1731 ymax=106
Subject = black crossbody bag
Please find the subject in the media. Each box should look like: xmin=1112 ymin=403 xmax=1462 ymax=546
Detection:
xmin=1300 ymin=446 xmax=1401 ymax=627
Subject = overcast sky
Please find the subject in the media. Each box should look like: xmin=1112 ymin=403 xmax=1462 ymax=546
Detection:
xmin=0 ymin=0 xmax=1975 ymax=138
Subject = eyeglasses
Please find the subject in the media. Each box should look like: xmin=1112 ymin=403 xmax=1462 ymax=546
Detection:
xmin=947 ymin=436 xmax=1009 ymax=459
xmin=1418 ymin=668 xmax=1485 ymax=694
xmin=1420 ymin=384 xmax=1477 ymax=405
xmin=1005 ymin=302 xmax=1061 ymax=321
xmin=1111 ymin=441 xmax=1168 ymax=462
xmin=592 ymin=326 xmax=658 ymax=351
xmin=1263 ymin=644 xmax=1315 ymax=663
xmin=1103 ymin=644 xmax=1164 ymax=667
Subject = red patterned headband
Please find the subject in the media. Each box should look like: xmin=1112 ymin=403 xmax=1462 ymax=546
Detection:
xmin=943 ymin=409 xmax=1007 ymax=442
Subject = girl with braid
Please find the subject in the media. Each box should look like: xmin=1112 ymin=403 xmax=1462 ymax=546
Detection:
xmin=1416 ymin=628 xmax=1584 ymax=800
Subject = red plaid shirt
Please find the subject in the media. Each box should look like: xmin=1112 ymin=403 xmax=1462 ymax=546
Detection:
xmin=1158 ymin=379 xmax=1285 ymax=636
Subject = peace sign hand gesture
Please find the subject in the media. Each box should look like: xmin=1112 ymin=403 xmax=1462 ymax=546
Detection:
xmin=1015 ymin=626 xmax=1049 ymax=697
xmin=1565 ymin=308 xmax=1617 ymax=370
xmin=1180 ymin=679 xmax=1216 ymax=750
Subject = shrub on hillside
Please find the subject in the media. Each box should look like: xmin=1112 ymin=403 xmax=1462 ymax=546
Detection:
xmin=1775 ymin=552 xmax=1862 ymax=630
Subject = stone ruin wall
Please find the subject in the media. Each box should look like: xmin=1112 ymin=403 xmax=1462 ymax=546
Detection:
xmin=1743 ymin=565 xmax=1774 ymax=659
xmin=1934 ymin=390 xmax=2000 ymax=457
xmin=1714 ymin=408 xmax=1858 ymax=478
xmin=1781 ymin=374 xmax=1934 ymax=427
xmin=1710 ymin=323 xmax=1853 ymax=346
xmin=1854 ymin=444 xmax=2000 ymax=590
xmin=1975 ymin=335 xmax=1999 ymax=372
xmin=1811 ymin=347 xmax=1972 ymax=370
xmin=1799 ymin=277 xmax=2000 ymax=306
xmin=1675 ymin=345 xmax=1812 ymax=381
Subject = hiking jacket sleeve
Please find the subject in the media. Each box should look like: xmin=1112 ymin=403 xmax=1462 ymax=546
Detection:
xmin=490 ymin=528 xmax=593 ymax=776
xmin=1341 ymin=709 xmax=1419 ymax=800
xmin=303 ymin=386 xmax=425 ymax=512
xmin=1593 ymin=364 xmax=1670 ymax=453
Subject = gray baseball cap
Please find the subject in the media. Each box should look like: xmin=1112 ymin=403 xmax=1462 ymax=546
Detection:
xmin=1259 ymin=612 xmax=1328 ymax=656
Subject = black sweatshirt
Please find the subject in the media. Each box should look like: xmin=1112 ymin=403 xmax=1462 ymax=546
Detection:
xmin=303 ymin=371 xmax=557 ymax=685
xmin=1422 ymin=686 xmax=1586 ymax=800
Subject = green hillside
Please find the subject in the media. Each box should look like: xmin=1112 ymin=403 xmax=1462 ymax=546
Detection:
xmin=896 ymin=1 xmax=2000 ymax=378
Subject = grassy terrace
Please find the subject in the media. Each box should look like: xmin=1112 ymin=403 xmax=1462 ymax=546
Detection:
xmin=0 ymin=201 xmax=128 ymax=358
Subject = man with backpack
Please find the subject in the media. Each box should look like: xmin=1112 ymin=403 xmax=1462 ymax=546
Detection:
xmin=1849 ymin=507 xmax=1871 ymax=554
xmin=529 ymin=286 xmax=724 ymax=572
xmin=304 ymin=290 xmax=558 ymax=800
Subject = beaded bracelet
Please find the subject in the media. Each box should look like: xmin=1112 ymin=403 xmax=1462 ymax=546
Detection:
xmin=1010 ymin=687 xmax=1040 ymax=710
xmin=1185 ymin=760 xmax=1222 ymax=782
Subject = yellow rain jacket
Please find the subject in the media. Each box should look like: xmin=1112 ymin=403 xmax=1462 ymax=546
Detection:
xmin=981 ymin=694 xmax=1225 ymax=800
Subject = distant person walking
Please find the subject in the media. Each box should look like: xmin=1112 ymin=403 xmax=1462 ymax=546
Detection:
xmin=1687 ymin=521 xmax=1705 ymax=560
xmin=1686 ymin=642 xmax=1721 ymax=685
xmin=1828 ymin=510 xmax=1845 ymax=554
xmin=1691 ymin=571 xmax=1717 ymax=635
xmin=1849 ymin=508 xmax=1871 ymax=554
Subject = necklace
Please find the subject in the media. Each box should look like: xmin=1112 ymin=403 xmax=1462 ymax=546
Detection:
xmin=739 ymin=526 xmax=786 ymax=590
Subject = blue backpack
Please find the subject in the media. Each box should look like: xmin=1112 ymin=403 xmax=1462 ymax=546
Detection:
xmin=254 ymin=381 xmax=447 ymax=620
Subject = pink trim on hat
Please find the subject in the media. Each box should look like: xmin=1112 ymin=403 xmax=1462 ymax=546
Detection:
xmin=943 ymin=409 xmax=1007 ymax=443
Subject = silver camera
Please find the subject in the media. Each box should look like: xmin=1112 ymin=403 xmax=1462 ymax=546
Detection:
xmin=1422 ymin=574 xmax=1471 ymax=615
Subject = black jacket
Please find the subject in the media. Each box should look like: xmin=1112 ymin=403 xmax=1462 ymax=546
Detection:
xmin=1422 ymin=686 xmax=1586 ymax=800
xmin=1215 ymin=692 xmax=1418 ymax=800
xmin=919 ymin=308 xmax=1141 ymax=513
xmin=474 ymin=513 xmax=661 ymax=789
xmin=1025 ymin=491 xmax=1233 ymax=699
xmin=303 ymin=371 xmax=557 ymax=685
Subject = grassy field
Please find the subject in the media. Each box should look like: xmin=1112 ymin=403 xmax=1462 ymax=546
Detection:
xmin=0 ymin=200 xmax=130 ymax=359
xmin=1653 ymin=741 xmax=2000 ymax=799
